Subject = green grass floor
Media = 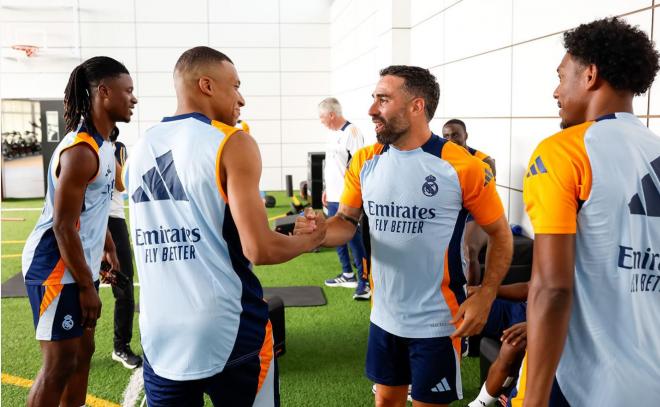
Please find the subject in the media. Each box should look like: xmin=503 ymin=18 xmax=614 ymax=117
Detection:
xmin=1 ymin=193 xmax=481 ymax=406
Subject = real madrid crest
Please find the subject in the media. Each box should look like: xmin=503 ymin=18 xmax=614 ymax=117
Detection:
xmin=422 ymin=175 xmax=438 ymax=197
xmin=62 ymin=314 xmax=74 ymax=330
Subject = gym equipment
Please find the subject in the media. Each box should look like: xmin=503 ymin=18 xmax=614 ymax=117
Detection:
xmin=264 ymin=195 xmax=276 ymax=208
xmin=307 ymin=152 xmax=325 ymax=209
xmin=274 ymin=214 xmax=298 ymax=235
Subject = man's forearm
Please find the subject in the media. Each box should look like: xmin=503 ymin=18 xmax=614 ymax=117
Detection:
xmin=104 ymin=229 xmax=115 ymax=252
xmin=54 ymin=224 xmax=95 ymax=287
xmin=245 ymin=229 xmax=320 ymax=266
xmin=481 ymin=231 xmax=513 ymax=290
xmin=523 ymin=284 xmax=572 ymax=406
xmin=321 ymin=216 xmax=358 ymax=247
xmin=497 ymin=282 xmax=529 ymax=301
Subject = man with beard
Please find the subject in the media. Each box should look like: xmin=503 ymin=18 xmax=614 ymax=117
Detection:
xmin=516 ymin=18 xmax=660 ymax=407
xmin=295 ymin=65 xmax=513 ymax=407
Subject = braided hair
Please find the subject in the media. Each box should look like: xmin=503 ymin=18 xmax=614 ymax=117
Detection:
xmin=63 ymin=56 xmax=129 ymax=134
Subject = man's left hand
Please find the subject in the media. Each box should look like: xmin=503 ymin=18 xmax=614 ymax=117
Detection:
xmin=449 ymin=286 xmax=496 ymax=338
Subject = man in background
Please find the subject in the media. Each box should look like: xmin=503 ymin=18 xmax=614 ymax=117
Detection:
xmin=442 ymin=119 xmax=496 ymax=287
xmin=107 ymin=127 xmax=142 ymax=369
xmin=318 ymin=97 xmax=370 ymax=300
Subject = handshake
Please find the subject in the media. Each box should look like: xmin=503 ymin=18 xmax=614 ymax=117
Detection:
xmin=293 ymin=207 xmax=327 ymax=249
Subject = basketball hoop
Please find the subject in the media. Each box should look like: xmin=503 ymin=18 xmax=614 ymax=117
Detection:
xmin=11 ymin=44 xmax=39 ymax=58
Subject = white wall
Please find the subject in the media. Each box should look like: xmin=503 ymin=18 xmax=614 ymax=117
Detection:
xmin=331 ymin=0 xmax=660 ymax=236
xmin=2 ymin=0 xmax=659 ymax=216
xmin=0 ymin=0 xmax=332 ymax=190
xmin=330 ymin=0 xmax=412 ymax=145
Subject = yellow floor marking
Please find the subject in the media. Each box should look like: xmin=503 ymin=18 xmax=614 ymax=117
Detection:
xmin=268 ymin=213 xmax=288 ymax=221
xmin=1 ymin=373 xmax=121 ymax=407
xmin=1 ymin=254 xmax=22 ymax=258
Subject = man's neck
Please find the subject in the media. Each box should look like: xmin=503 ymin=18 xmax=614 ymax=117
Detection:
xmin=175 ymin=98 xmax=216 ymax=121
xmin=334 ymin=117 xmax=348 ymax=131
xmin=585 ymin=90 xmax=634 ymax=122
xmin=90 ymin=110 xmax=114 ymax=140
xmin=391 ymin=124 xmax=433 ymax=151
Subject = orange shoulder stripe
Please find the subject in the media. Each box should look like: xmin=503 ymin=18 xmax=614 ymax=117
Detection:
xmin=212 ymin=120 xmax=241 ymax=203
xmin=523 ymin=122 xmax=592 ymax=234
xmin=340 ymin=143 xmax=385 ymax=208
xmin=441 ymin=142 xmax=503 ymax=226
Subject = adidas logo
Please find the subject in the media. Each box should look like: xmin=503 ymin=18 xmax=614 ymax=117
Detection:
xmin=484 ymin=168 xmax=494 ymax=187
xmin=430 ymin=377 xmax=451 ymax=393
xmin=629 ymin=156 xmax=660 ymax=216
xmin=132 ymin=150 xmax=189 ymax=203
xmin=526 ymin=155 xmax=547 ymax=177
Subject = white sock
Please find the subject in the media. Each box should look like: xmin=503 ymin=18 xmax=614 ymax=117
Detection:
xmin=468 ymin=383 xmax=497 ymax=407
xmin=342 ymin=272 xmax=354 ymax=278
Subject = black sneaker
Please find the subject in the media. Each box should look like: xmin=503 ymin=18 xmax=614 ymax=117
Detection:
xmin=112 ymin=346 xmax=143 ymax=369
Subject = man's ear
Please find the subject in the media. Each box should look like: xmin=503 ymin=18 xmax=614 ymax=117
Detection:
xmin=583 ymin=63 xmax=600 ymax=91
xmin=198 ymin=76 xmax=213 ymax=96
xmin=97 ymin=83 xmax=110 ymax=99
xmin=411 ymin=97 xmax=425 ymax=117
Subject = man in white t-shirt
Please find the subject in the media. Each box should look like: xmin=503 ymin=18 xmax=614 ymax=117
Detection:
xmin=318 ymin=97 xmax=370 ymax=300
xmin=107 ymin=127 xmax=142 ymax=369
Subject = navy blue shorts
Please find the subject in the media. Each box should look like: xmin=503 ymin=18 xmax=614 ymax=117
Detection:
xmin=26 ymin=280 xmax=99 ymax=341
xmin=366 ymin=323 xmax=462 ymax=404
xmin=482 ymin=299 xmax=527 ymax=339
xmin=143 ymin=353 xmax=280 ymax=407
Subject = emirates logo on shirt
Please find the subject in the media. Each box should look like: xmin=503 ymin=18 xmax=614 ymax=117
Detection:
xmin=422 ymin=175 xmax=438 ymax=197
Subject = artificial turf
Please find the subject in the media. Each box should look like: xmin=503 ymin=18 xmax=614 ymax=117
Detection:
xmin=1 ymin=193 xmax=482 ymax=406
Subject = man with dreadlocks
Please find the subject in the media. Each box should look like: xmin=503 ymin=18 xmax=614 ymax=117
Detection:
xmin=22 ymin=56 xmax=137 ymax=406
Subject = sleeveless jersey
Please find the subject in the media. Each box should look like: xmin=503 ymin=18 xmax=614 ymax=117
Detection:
xmin=523 ymin=112 xmax=660 ymax=406
xmin=22 ymin=124 xmax=115 ymax=286
xmin=341 ymin=134 xmax=503 ymax=339
xmin=125 ymin=112 xmax=269 ymax=381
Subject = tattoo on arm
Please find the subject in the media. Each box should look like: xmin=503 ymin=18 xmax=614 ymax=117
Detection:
xmin=337 ymin=212 xmax=360 ymax=227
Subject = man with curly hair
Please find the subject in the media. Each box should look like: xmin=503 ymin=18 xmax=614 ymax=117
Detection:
xmin=515 ymin=17 xmax=660 ymax=407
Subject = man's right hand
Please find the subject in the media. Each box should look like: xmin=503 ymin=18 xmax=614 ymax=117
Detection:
xmin=79 ymin=284 xmax=101 ymax=329
xmin=294 ymin=207 xmax=321 ymax=235
xmin=295 ymin=208 xmax=327 ymax=249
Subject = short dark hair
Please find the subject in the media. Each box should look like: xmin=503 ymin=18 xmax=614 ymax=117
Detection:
xmin=175 ymin=46 xmax=233 ymax=74
xmin=563 ymin=17 xmax=659 ymax=95
xmin=64 ymin=56 xmax=129 ymax=134
xmin=443 ymin=119 xmax=466 ymax=132
xmin=379 ymin=65 xmax=440 ymax=121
